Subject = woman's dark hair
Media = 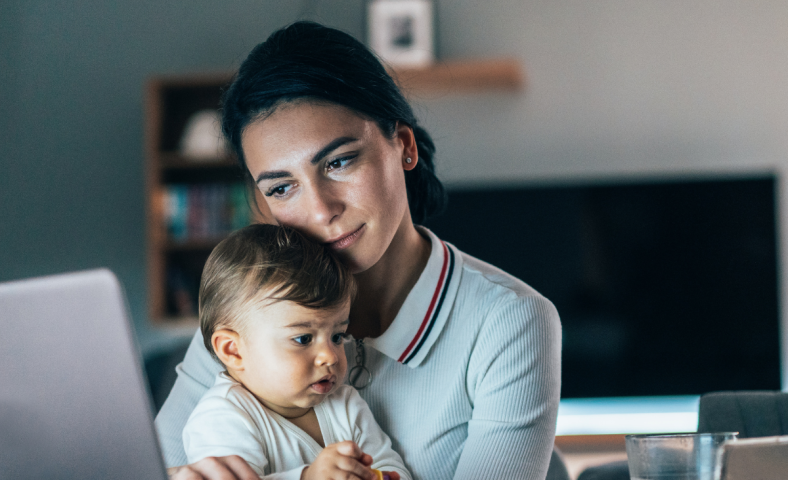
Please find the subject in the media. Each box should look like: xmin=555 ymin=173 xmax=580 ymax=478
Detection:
xmin=221 ymin=21 xmax=445 ymax=224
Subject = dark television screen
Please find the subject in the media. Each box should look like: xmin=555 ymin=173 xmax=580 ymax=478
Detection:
xmin=424 ymin=175 xmax=781 ymax=398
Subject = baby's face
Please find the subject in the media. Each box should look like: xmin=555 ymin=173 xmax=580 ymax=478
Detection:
xmin=234 ymin=298 xmax=350 ymax=419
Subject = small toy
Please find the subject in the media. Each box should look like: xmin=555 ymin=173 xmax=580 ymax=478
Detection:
xmin=371 ymin=469 xmax=390 ymax=480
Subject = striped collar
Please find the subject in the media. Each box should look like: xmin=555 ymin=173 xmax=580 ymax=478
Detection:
xmin=364 ymin=227 xmax=463 ymax=368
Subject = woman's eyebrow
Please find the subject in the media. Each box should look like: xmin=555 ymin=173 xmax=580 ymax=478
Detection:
xmin=256 ymin=170 xmax=291 ymax=183
xmin=309 ymin=136 xmax=358 ymax=165
xmin=255 ymin=136 xmax=359 ymax=184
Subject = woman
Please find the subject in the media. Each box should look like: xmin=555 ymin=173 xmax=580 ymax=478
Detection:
xmin=156 ymin=21 xmax=561 ymax=480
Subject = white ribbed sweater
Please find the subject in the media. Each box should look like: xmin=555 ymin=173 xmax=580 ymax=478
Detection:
xmin=155 ymin=233 xmax=561 ymax=480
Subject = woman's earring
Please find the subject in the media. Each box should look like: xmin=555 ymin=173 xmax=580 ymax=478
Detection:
xmin=405 ymin=157 xmax=413 ymax=164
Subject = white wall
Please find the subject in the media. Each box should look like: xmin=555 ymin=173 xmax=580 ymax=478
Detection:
xmin=418 ymin=1 xmax=788 ymax=184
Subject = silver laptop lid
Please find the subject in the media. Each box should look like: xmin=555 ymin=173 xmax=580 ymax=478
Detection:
xmin=720 ymin=435 xmax=788 ymax=480
xmin=0 ymin=269 xmax=167 ymax=479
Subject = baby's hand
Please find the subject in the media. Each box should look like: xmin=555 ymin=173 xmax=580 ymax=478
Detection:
xmin=373 ymin=470 xmax=399 ymax=480
xmin=301 ymin=441 xmax=376 ymax=480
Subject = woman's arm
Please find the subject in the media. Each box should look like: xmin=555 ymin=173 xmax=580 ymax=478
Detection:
xmin=155 ymin=330 xmax=224 ymax=467
xmin=454 ymin=295 xmax=562 ymax=480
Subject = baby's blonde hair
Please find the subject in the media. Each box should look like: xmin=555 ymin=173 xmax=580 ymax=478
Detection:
xmin=198 ymin=224 xmax=356 ymax=357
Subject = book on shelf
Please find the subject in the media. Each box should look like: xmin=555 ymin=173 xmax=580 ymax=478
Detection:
xmin=165 ymin=183 xmax=252 ymax=243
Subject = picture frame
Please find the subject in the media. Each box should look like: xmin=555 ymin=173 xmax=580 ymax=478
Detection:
xmin=367 ymin=0 xmax=435 ymax=68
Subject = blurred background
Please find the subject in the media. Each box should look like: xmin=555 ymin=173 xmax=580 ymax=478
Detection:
xmin=2 ymin=0 xmax=788 ymax=432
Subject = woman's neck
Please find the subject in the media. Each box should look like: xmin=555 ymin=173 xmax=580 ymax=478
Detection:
xmin=349 ymin=218 xmax=431 ymax=339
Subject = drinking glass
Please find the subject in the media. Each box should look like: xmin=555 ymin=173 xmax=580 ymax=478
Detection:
xmin=625 ymin=432 xmax=738 ymax=480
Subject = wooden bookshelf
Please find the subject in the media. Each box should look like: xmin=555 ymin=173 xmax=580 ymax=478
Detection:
xmin=144 ymin=75 xmax=264 ymax=324
xmin=144 ymin=58 xmax=524 ymax=324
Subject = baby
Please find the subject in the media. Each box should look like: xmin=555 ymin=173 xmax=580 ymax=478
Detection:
xmin=183 ymin=224 xmax=410 ymax=480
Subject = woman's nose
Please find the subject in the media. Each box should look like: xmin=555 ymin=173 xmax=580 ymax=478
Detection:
xmin=305 ymin=182 xmax=344 ymax=226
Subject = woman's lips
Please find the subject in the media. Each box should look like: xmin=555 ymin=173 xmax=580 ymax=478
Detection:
xmin=326 ymin=225 xmax=365 ymax=250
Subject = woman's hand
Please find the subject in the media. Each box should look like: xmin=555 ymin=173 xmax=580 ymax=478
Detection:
xmin=301 ymin=441 xmax=376 ymax=480
xmin=167 ymin=455 xmax=259 ymax=480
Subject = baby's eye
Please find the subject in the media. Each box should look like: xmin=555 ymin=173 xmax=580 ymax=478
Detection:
xmin=331 ymin=332 xmax=347 ymax=345
xmin=293 ymin=334 xmax=312 ymax=345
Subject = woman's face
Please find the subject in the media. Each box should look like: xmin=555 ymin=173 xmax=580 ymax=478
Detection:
xmin=241 ymin=101 xmax=415 ymax=273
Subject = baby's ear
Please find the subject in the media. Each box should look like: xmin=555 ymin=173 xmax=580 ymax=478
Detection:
xmin=212 ymin=329 xmax=243 ymax=370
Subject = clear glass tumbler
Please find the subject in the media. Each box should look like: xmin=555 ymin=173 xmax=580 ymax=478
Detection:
xmin=625 ymin=432 xmax=738 ymax=480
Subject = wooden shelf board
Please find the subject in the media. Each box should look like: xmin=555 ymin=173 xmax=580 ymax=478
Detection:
xmin=149 ymin=58 xmax=524 ymax=99
xmin=389 ymin=58 xmax=525 ymax=93
xmin=166 ymin=239 xmax=225 ymax=251
xmin=159 ymin=152 xmax=238 ymax=170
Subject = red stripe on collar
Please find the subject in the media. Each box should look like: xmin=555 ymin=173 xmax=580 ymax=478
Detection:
xmin=397 ymin=241 xmax=449 ymax=363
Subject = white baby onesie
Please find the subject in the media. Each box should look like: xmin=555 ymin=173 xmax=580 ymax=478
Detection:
xmin=183 ymin=373 xmax=411 ymax=480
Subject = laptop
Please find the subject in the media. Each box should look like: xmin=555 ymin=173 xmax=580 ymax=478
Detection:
xmin=0 ymin=269 xmax=168 ymax=479
xmin=719 ymin=435 xmax=788 ymax=480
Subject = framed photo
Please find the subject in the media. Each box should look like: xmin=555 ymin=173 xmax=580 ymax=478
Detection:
xmin=367 ymin=0 xmax=434 ymax=68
